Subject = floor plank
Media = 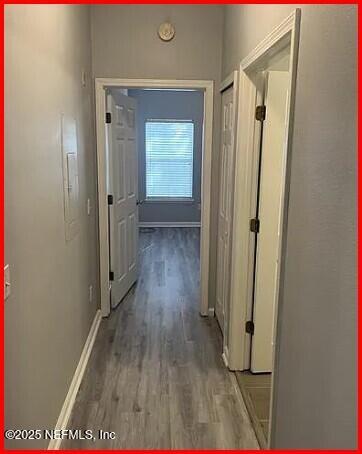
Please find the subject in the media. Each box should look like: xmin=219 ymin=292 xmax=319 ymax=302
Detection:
xmin=63 ymin=228 xmax=259 ymax=450
xmin=235 ymin=371 xmax=271 ymax=448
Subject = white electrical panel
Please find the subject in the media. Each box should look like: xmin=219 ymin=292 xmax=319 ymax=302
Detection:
xmin=4 ymin=264 xmax=10 ymax=300
xmin=81 ymin=69 xmax=86 ymax=87
xmin=61 ymin=115 xmax=79 ymax=241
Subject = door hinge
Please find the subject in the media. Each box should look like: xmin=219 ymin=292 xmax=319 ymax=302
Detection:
xmin=108 ymin=194 xmax=113 ymax=205
xmin=106 ymin=112 xmax=112 ymax=123
xmin=109 ymin=271 xmax=114 ymax=281
xmin=250 ymin=218 xmax=260 ymax=233
xmin=255 ymin=105 xmax=266 ymax=121
xmin=246 ymin=320 xmax=255 ymax=335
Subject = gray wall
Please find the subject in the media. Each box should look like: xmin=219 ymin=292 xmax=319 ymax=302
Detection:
xmin=5 ymin=5 xmax=98 ymax=448
xmin=222 ymin=5 xmax=356 ymax=449
xmin=129 ymin=89 xmax=204 ymax=223
xmin=5 ymin=5 xmax=356 ymax=450
xmin=91 ymin=4 xmax=224 ymax=305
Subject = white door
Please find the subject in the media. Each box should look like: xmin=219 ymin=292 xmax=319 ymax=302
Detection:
xmin=107 ymin=91 xmax=138 ymax=308
xmin=251 ymin=71 xmax=289 ymax=372
xmin=215 ymin=85 xmax=235 ymax=335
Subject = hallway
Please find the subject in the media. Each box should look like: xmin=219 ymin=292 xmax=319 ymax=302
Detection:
xmin=64 ymin=228 xmax=259 ymax=449
xmin=5 ymin=5 xmax=357 ymax=449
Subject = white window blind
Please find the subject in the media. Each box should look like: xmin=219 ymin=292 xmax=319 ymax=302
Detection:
xmin=145 ymin=120 xmax=194 ymax=199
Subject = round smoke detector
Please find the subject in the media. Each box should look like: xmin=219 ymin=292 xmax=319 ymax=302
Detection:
xmin=158 ymin=22 xmax=175 ymax=42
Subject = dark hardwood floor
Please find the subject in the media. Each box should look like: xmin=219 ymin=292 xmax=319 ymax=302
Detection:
xmin=63 ymin=228 xmax=259 ymax=449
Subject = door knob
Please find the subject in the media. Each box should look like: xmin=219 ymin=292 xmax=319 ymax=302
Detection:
xmin=136 ymin=199 xmax=144 ymax=206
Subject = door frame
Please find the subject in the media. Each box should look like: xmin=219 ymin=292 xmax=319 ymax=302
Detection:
xmin=95 ymin=78 xmax=214 ymax=317
xmin=227 ymin=8 xmax=300 ymax=369
xmin=226 ymin=9 xmax=300 ymax=447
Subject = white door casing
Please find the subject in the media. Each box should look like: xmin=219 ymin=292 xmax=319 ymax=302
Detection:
xmin=223 ymin=10 xmax=300 ymax=448
xmin=251 ymin=71 xmax=289 ymax=372
xmin=227 ymin=10 xmax=300 ymax=374
xmin=215 ymin=83 xmax=236 ymax=336
xmin=107 ymin=91 xmax=138 ymax=308
xmin=96 ymin=79 xmax=214 ymax=318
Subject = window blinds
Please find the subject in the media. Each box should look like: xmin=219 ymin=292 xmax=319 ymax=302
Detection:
xmin=145 ymin=121 xmax=194 ymax=199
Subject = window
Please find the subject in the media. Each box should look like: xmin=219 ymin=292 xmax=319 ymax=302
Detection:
xmin=145 ymin=120 xmax=194 ymax=199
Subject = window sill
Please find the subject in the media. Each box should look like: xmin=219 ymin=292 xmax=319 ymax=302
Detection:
xmin=145 ymin=197 xmax=195 ymax=204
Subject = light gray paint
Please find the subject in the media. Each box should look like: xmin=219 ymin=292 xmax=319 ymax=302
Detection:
xmin=6 ymin=5 xmax=356 ymax=450
xmin=91 ymin=4 xmax=224 ymax=305
xmin=5 ymin=5 xmax=98 ymax=448
xmin=128 ymin=89 xmax=204 ymax=223
xmin=222 ymin=5 xmax=356 ymax=449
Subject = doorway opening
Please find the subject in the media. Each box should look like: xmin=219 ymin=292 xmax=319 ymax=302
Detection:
xmin=226 ymin=10 xmax=301 ymax=449
xmin=95 ymin=79 xmax=214 ymax=318
xmin=235 ymin=61 xmax=291 ymax=448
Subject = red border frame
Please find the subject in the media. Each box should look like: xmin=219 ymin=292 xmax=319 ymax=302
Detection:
xmin=1 ymin=1 xmax=359 ymax=452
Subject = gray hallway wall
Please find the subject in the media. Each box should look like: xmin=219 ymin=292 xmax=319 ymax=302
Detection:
xmin=129 ymin=89 xmax=204 ymax=223
xmin=222 ymin=5 xmax=356 ymax=449
xmin=5 ymin=5 xmax=356 ymax=450
xmin=5 ymin=5 xmax=98 ymax=449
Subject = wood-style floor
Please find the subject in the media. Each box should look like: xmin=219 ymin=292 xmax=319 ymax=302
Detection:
xmin=235 ymin=371 xmax=271 ymax=448
xmin=63 ymin=228 xmax=259 ymax=450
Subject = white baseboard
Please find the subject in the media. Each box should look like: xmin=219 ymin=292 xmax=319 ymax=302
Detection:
xmin=208 ymin=307 xmax=215 ymax=317
xmin=139 ymin=222 xmax=201 ymax=228
xmin=222 ymin=346 xmax=229 ymax=368
xmin=48 ymin=310 xmax=102 ymax=450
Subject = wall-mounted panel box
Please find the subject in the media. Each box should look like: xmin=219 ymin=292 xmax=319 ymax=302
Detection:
xmin=4 ymin=264 xmax=10 ymax=300
xmin=61 ymin=115 xmax=79 ymax=241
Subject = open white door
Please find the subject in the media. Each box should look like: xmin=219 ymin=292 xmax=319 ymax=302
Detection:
xmin=107 ymin=90 xmax=138 ymax=309
xmin=216 ymin=83 xmax=236 ymax=334
xmin=251 ymin=71 xmax=289 ymax=372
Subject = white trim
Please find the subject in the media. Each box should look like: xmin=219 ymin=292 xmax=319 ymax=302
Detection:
xmin=96 ymin=78 xmax=213 ymax=90
xmin=222 ymin=346 xmax=230 ymax=368
xmin=48 ymin=310 xmax=101 ymax=450
xmin=240 ymin=11 xmax=298 ymax=72
xmin=268 ymin=11 xmax=301 ymax=449
xmin=227 ymin=12 xmax=301 ymax=445
xmin=95 ymin=78 xmax=213 ymax=318
xmin=144 ymin=197 xmax=195 ymax=203
xmin=220 ymin=71 xmax=237 ymax=93
xmin=139 ymin=222 xmax=201 ymax=228
xmin=207 ymin=307 xmax=215 ymax=317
